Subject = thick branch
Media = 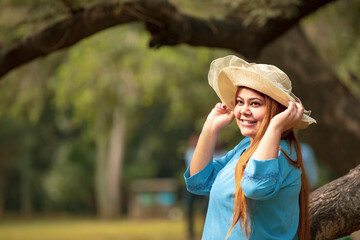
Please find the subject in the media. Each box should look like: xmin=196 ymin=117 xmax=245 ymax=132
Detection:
xmin=310 ymin=164 xmax=360 ymax=239
xmin=0 ymin=1 xmax=139 ymax=79
xmin=177 ymin=0 xmax=335 ymax=58
xmin=0 ymin=0 xmax=334 ymax=79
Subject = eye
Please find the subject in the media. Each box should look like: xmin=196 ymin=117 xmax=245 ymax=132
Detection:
xmin=236 ymin=99 xmax=244 ymax=105
xmin=251 ymin=101 xmax=261 ymax=106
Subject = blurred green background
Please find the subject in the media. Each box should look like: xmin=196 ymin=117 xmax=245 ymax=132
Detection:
xmin=0 ymin=0 xmax=359 ymax=239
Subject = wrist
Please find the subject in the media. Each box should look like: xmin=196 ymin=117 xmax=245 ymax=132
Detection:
xmin=203 ymin=120 xmax=221 ymax=136
xmin=267 ymin=122 xmax=283 ymax=138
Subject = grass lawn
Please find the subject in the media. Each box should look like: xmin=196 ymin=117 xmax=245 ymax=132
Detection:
xmin=1 ymin=216 xmax=358 ymax=240
xmin=0 ymin=216 xmax=204 ymax=240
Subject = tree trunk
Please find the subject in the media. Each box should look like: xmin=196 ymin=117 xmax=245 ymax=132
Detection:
xmin=94 ymin=105 xmax=125 ymax=219
xmin=106 ymin=105 xmax=126 ymax=218
xmin=309 ymin=164 xmax=360 ymax=239
xmin=258 ymin=26 xmax=360 ymax=176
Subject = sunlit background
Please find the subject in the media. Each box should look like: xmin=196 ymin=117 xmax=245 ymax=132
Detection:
xmin=0 ymin=0 xmax=359 ymax=239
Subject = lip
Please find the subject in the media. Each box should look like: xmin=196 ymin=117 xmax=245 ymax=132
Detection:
xmin=240 ymin=119 xmax=257 ymax=127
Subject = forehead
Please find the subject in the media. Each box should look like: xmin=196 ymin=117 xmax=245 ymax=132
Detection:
xmin=236 ymin=87 xmax=265 ymax=99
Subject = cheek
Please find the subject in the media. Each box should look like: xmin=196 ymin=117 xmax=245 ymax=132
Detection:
xmin=254 ymin=110 xmax=266 ymax=122
xmin=233 ymin=107 xmax=241 ymax=119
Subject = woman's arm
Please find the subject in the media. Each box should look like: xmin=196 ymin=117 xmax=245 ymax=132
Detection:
xmin=189 ymin=103 xmax=234 ymax=176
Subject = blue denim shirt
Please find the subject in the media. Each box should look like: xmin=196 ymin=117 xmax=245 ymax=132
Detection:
xmin=184 ymin=137 xmax=301 ymax=240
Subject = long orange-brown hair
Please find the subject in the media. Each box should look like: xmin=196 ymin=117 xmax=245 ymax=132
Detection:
xmin=226 ymin=88 xmax=310 ymax=240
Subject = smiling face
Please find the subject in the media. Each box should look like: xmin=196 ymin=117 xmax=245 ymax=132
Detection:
xmin=234 ymin=87 xmax=267 ymax=141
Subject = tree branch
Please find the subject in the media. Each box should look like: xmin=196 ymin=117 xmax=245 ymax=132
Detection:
xmin=310 ymin=164 xmax=360 ymax=239
xmin=0 ymin=0 xmax=334 ymax=79
xmin=0 ymin=1 xmax=138 ymax=79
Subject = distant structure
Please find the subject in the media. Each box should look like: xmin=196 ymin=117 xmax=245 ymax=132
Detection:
xmin=128 ymin=178 xmax=178 ymax=219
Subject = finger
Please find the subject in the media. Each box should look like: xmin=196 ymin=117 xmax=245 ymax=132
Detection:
xmin=295 ymin=102 xmax=304 ymax=113
xmin=286 ymin=101 xmax=296 ymax=116
xmin=215 ymin=103 xmax=229 ymax=113
xmin=291 ymin=101 xmax=301 ymax=116
xmin=295 ymin=102 xmax=304 ymax=119
xmin=215 ymin=103 xmax=224 ymax=111
xmin=215 ymin=103 xmax=222 ymax=108
xmin=292 ymin=101 xmax=299 ymax=116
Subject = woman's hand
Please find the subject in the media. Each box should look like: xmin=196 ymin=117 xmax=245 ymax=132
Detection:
xmin=252 ymin=101 xmax=304 ymax=161
xmin=205 ymin=103 xmax=234 ymax=133
xmin=270 ymin=101 xmax=304 ymax=133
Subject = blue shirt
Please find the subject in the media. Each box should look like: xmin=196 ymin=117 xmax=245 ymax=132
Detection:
xmin=184 ymin=137 xmax=301 ymax=240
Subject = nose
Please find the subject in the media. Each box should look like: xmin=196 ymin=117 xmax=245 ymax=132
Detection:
xmin=240 ymin=104 xmax=251 ymax=115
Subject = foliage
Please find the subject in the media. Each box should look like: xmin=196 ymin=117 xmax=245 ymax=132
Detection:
xmin=0 ymin=102 xmax=58 ymax=212
xmin=225 ymin=0 xmax=301 ymax=26
xmin=0 ymin=17 xmax=232 ymax=213
xmin=302 ymin=0 xmax=360 ymax=96
xmin=170 ymin=0 xmax=301 ymax=26
xmin=0 ymin=0 xmax=113 ymax=45
xmin=43 ymin=137 xmax=96 ymax=212
xmin=50 ymin=22 xmax=232 ymax=188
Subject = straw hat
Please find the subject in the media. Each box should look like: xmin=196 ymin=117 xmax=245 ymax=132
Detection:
xmin=208 ymin=55 xmax=316 ymax=129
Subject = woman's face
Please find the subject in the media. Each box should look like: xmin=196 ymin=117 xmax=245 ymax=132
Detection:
xmin=234 ymin=87 xmax=267 ymax=141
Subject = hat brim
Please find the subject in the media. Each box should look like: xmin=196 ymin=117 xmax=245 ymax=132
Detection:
xmin=215 ymin=68 xmax=316 ymax=129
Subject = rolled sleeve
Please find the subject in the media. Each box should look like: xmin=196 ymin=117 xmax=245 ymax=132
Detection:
xmin=184 ymin=161 xmax=215 ymax=195
xmin=241 ymin=157 xmax=280 ymax=200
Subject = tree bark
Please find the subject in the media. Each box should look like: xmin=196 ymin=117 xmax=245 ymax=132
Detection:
xmin=309 ymin=164 xmax=360 ymax=240
xmin=0 ymin=0 xmax=334 ymax=79
xmin=258 ymin=26 xmax=360 ymax=176
xmin=105 ymin=105 xmax=126 ymax=219
xmin=94 ymin=98 xmax=126 ymax=219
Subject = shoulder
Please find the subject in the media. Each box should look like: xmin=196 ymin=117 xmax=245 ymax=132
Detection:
xmin=278 ymin=139 xmax=301 ymax=180
xmin=279 ymin=139 xmax=296 ymax=159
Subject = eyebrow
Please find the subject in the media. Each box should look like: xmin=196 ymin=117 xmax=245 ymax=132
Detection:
xmin=237 ymin=96 xmax=264 ymax=102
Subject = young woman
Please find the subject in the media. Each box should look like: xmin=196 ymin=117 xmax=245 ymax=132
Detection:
xmin=184 ymin=55 xmax=316 ymax=239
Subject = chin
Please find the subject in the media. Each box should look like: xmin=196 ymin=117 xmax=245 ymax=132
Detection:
xmin=240 ymin=130 xmax=255 ymax=139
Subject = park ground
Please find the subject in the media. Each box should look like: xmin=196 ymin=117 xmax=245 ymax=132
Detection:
xmin=0 ymin=215 xmax=358 ymax=240
xmin=0 ymin=215 xmax=204 ymax=240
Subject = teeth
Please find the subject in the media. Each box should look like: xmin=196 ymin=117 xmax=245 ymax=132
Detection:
xmin=242 ymin=120 xmax=256 ymax=124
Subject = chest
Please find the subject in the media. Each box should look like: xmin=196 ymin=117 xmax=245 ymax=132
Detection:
xmin=209 ymin=154 xmax=240 ymax=205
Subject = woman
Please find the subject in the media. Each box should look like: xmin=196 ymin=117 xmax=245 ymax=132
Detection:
xmin=184 ymin=55 xmax=316 ymax=240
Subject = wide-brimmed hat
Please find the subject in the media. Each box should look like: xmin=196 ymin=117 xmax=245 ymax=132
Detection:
xmin=208 ymin=55 xmax=316 ymax=129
